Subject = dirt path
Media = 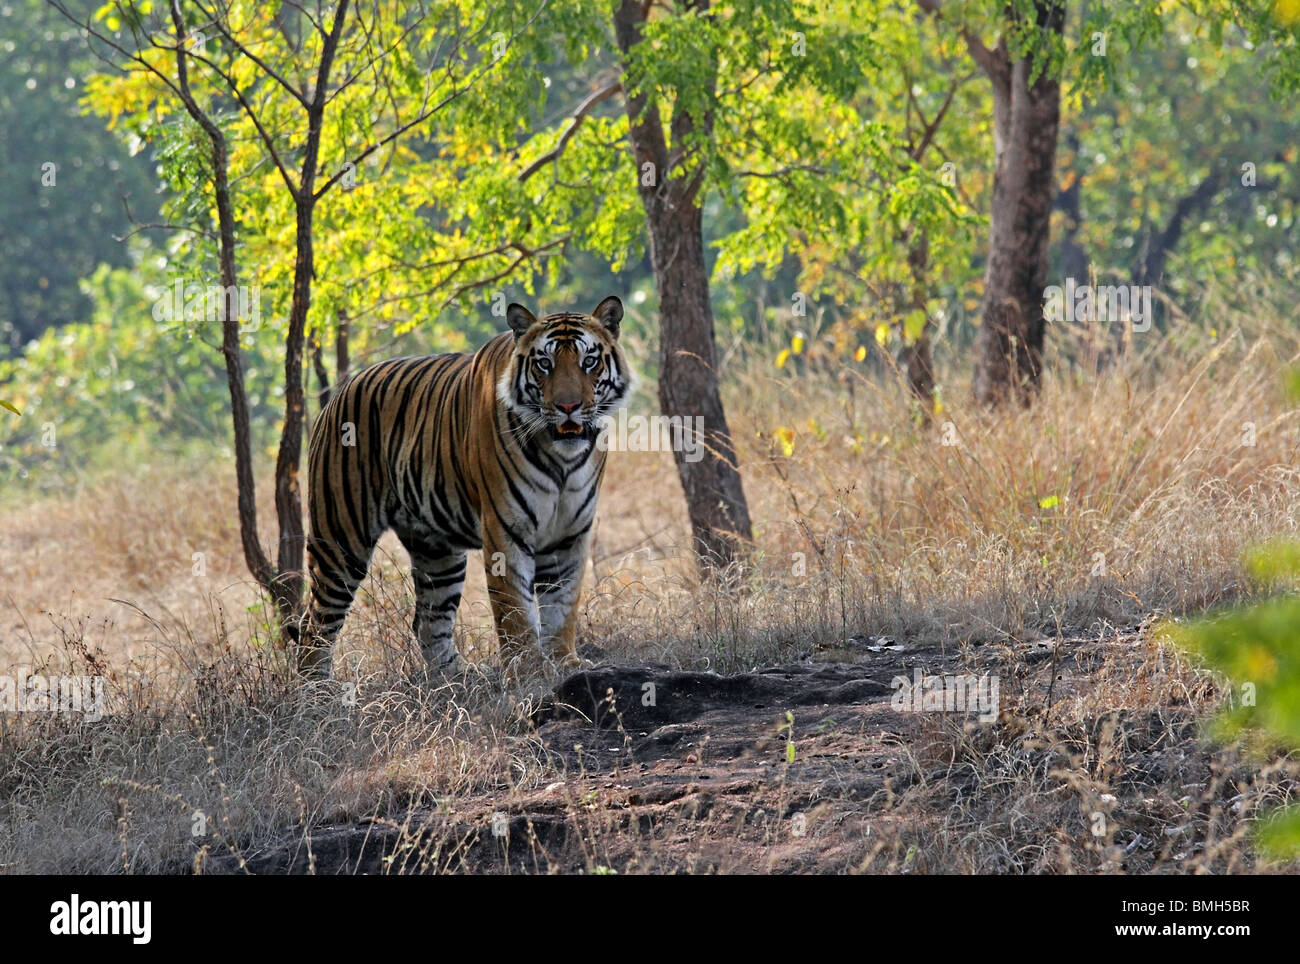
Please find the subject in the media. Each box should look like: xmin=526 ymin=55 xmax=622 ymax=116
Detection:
xmin=202 ymin=625 xmax=1223 ymax=874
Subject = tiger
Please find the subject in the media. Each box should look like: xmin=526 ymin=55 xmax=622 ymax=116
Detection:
xmin=301 ymin=295 xmax=634 ymax=681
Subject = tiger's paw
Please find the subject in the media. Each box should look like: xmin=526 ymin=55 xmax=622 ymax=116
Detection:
xmin=547 ymin=649 xmax=593 ymax=674
xmin=422 ymin=646 xmax=470 ymax=683
xmin=501 ymin=648 xmax=557 ymax=693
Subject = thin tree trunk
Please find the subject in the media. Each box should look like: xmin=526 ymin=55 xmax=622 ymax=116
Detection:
xmin=613 ymin=0 xmax=753 ymax=569
xmin=167 ymin=0 xmax=277 ymax=600
xmin=310 ymin=308 xmax=350 ymax=414
xmin=273 ymin=194 xmax=313 ymax=618
xmin=1056 ymin=131 xmax=1088 ymax=284
xmin=335 ymin=307 xmax=350 ymax=384
xmin=167 ymin=0 xmax=349 ymax=652
xmin=1136 ymin=171 xmax=1220 ymax=288
xmin=275 ymin=0 xmax=349 ymax=657
xmin=311 ymin=328 xmax=330 ymax=412
xmin=900 ymin=234 xmax=935 ymax=418
xmin=971 ymin=1 xmax=1065 ymax=408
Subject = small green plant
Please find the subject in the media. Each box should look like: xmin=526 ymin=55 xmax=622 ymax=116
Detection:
xmin=1167 ymin=538 xmax=1300 ymax=858
xmin=780 ymin=711 xmax=796 ymax=764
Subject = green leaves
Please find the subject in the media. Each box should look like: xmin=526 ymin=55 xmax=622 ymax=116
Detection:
xmin=1167 ymin=539 xmax=1300 ymax=857
xmin=79 ymin=1 xmax=523 ymax=355
xmin=0 ymin=262 xmax=280 ymax=488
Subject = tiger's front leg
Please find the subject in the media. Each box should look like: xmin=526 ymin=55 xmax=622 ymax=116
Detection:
xmin=482 ymin=523 xmax=541 ymax=672
xmin=536 ymin=535 xmax=590 ymax=667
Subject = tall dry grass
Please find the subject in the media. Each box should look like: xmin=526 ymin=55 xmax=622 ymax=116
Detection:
xmin=1 ymin=302 xmax=1298 ymax=872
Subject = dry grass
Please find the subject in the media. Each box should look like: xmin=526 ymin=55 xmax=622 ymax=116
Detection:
xmin=1 ymin=306 xmax=1298 ymax=873
xmin=850 ymin=632 xmax=1294 ymax=874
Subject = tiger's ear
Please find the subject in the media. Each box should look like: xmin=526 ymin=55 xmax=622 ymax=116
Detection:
xmin=506 ymin=303 xmax=538 ymax=339
xmin=592 ymin=296 xmax=623 ymax=339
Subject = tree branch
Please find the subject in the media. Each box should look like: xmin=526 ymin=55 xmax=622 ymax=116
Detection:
xmin=518 ymin=79 xmax=622 ymax=182
xmin=313 ymin=0 xmax=553 ymax=201
xmin=915 ymin=0 xmax=1006 ymax=80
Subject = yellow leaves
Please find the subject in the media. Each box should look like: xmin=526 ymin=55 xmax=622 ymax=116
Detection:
xmin=869 ymin=311 xmax=927 ymax=349
xmin=903 ymin=310 xmax=927 ymax=345
xmin=1275 ymin=0 xmax=1300 ymax=27
xmin=82 ymin=73 xmax=137 ymax=130
xmin=93 ymin=1 xmax=122 ymax=30
xmin=774 ymin=426 xmax=795 ymax=457
xmin=854 ymin=345 xmax=867 ymax=362
xmin=82 ymin=47 xmax=182 ymax=131
xmin=776 ymin=333 xmax=805 ymax=368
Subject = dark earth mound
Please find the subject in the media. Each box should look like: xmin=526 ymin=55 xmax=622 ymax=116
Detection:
xmin=198 ymin=624 xmax=1236 ymax=874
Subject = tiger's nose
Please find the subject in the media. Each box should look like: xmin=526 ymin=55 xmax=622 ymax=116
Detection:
xmin=557 ymin=401 xmax=581 ymax=415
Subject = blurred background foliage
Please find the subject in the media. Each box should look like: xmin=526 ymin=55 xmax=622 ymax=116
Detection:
xmin=2 ymin=0 xmax=1300 ymax=488
xmin=0 ymin=0 xmax=161 ymax=352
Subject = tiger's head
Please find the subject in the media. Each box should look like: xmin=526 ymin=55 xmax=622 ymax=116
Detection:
xmin=496 ymin=295 xmax=636 ymax=452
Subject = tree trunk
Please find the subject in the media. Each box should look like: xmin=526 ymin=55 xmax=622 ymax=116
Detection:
xmin=1055 ymin=132 xmax=1089 ymax=284
xmin=335 ymin=307 xmax=350 ymax=384
xmin=901 ymin=335 xmax=935 ymax=414
xmin=272 ymin=196 xmax=312 ymax=629
xmin=900 ymin=234 xmax=935 ymax=419
xmin=165 ymin=0 xmax=350 ymax=657
xmin=167 ymin=0 xmax=279 ymax=605
xmin=971 ymin=1 xmax=1065 ymax=407
xmin=613 ymin=0 xmax=753 ymax=569
xmin=1136 ymin=171 xmax=1220 ymax=289
xmin=275 ymin=0 xmax=348 ymax=659
xmin=647 ymin=202 xmax=754 ymax=565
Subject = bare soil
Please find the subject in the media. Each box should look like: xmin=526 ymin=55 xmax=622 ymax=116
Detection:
xmin=199 ymin=622 xmax=1270 ymax=875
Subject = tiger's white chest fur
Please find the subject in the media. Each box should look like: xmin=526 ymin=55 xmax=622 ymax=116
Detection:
xmin=511 ymin=445 xmax=602 ymax=552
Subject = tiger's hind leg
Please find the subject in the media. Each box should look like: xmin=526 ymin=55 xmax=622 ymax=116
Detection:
xmin=405 ymin=544 xmax=469 ymax=676
xmin=304 ymin=530 xmax=378 ymax=680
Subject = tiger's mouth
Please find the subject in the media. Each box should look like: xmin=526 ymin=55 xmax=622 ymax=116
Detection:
xmin=550 ymin=420 xmax=588 ymax=441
